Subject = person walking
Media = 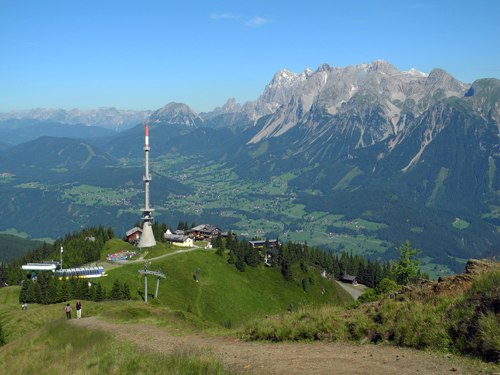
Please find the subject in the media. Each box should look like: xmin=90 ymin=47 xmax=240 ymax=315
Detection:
xmin=65 ymin=303 xmax=71 ymax=320
xmin=75 ymin=300 xmax=82 ymax=319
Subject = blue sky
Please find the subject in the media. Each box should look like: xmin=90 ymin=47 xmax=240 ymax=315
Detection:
xmin=1 ymin=0 xmax=499 ymax=113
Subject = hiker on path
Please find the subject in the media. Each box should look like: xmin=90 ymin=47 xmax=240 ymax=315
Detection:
xmin=65 ymin=303 xmax=71 ymax=320
xmin=75 ymin=300 xmax=82 ymax=319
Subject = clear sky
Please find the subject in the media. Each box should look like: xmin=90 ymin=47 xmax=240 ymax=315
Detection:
xmin=1 ymin=0 xmax=499 ymax=114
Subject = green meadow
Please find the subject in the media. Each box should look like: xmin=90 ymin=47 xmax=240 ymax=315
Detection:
xmin=99 ymin=248 xmax=351 ymax=327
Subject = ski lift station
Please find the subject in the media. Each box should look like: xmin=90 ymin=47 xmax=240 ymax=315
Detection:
xmin=21 ymin=263 xmax=106 ymax=279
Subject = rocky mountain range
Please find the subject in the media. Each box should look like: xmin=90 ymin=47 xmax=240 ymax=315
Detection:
xmin=1 ymin=59 xmax=500 ymax=263
xmin=136 ymin=60 xmax=500 ymax=222
xmin=0 ymin=107 xmax=152 ymax=131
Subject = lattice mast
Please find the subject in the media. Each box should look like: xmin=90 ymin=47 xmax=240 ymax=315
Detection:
xmin=138 ymin=121 xmax=157 ymax=248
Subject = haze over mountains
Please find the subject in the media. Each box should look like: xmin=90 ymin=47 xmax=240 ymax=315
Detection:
xmin=1 ymin=59 xmax=500 ymax=268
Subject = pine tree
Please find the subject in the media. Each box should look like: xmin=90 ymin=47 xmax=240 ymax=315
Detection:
xmin=45 ymin=276 xmax=58 ymax=304
xmin=325 ymin=255 xmax=334 ymax=274
xmin=59 ymin=275 xmax=70 ymax=302
xmin=302 ymin=276 xmax=309 ymax=292
xmin=281 ymin=248 xmax=293 ymax=282
xmin=393 ymin=241 xmax=421 ymax=285
xmin=34 ymin=282 xmax=43 ymax=304
xmin=334 ymin=262 xmax=341 ymax=281
xmin=90 ymin=284 xmax=97 ymax=302
xmin=110 ymin=278 xmax=122 ymax=300
xmin=95 ymin=282 xmax=104 ymax=302
xmin=72 ymin=277 xmax=82 ymax=300
xmin=19 ymin=276 xmax=29 ymax=303
xmin=36 ymin=271 xmax=48 ymax=303
xmin=227 ymin=249 xmax=235 ymax=264
xmin=235 ymin=244 xmax=246 ymax=272
xmin=177 ymin=221 xmax=184 ymax=231
xmin=122 ymin=282 xmax=131 ymax=300
xmin=83 ymin=280 xmax=92 ymax=300
xmin=107 ymin=226 xmax=115 ymax=239
xmin=26 ymin=281 xmax=36 ymax=303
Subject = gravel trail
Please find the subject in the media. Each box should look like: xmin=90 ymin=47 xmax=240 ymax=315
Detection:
xmin=71 ymin=316 xmax=475 ymax=375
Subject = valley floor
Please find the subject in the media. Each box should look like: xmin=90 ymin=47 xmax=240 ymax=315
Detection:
xmin=71 ymin=316 xmax=475 ymax=375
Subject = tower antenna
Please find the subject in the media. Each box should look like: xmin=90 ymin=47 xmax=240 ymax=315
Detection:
xmin=138 ymin=120 xmax=157 ymax=249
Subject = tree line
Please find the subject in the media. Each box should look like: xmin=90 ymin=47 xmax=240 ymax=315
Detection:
xmin=1 ymin=225 xmax=114 ymax=287
xmin=214 ymin=232 xmax=428 ymax=289
xmin=18 ymin=270 xmax=131 ymax=305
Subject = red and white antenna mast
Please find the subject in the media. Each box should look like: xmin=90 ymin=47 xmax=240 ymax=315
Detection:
xmin=138 ymin=120 xmax=156 ymax=248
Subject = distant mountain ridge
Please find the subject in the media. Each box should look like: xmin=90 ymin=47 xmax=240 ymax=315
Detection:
xmin=0 ymin=136 xmax=118 ymax=170
xmin=0 ymin=120 xmax=117 ymax=146
xmin=0 ymin=107 xmax=152 ymax=131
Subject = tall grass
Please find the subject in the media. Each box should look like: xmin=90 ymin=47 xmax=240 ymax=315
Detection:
xmin=241 ymin=271 xmax=500 ymax=363
xmin=0 ymin=319 xmax=231 ymax=375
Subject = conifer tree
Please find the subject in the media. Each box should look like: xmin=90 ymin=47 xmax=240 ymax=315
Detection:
xmin=34 ymin=282 xmax=43 ymax=304
xmin=227 ymin=249 xmax=236 ymax=264
xmin=45 ymin=276 xmax=58 ymax=304
xmin=95 ymin=282 xmax=104 ymax=302
xmin=177 ymin=221 xmax=184 ymax=231
xmin=236 ymin=244 xmax=246 ymax=272
xmin=26 ymin=281 xmax=36 ymax=303
xmin=107 ymin=226 xmax=115 ymax=239
xmin=302 ymin=276 xmax=309 ymax=292
xmin=280 ymin=248 xmax=293 ymax=282
xmin=334 ymin=262 xmax=341 ymax=280
xmin=122 ymin=282 xmax=131 ymax=300
xmin=90 ymin=284 xmax=97 ymax=302
xmin=83 ymin=280 xmax=92 ymax=300
xmin=19 ymin=276 xmax=29 ymax=303
xmin=59 ymin=274 xmax=70 ymax=302
xmin=393 ymin=241 xmax=421 ymax=285
xmin=325 ymin=255 xmax=334 ymax=274
xmin=110 ymin=278 xmax=122 ymax=300
xmin=72 ymin=277 xmax=82 ymax=300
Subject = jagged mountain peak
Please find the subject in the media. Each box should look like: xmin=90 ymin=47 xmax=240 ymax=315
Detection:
xmin=198 ymin=98 xmax=242 ymax=121
xmin=426 ymin=68 xmax=470 ymax=93
xmin=402 ymin=68 xmax=428 ymax=77
xmin=300 ymin=68 xmax=313 ymax=79
xmin=148 ymin=102 xmax=203 ymax=128
xmin=269 ymin=69 xmax=307 ymax=88
xmin=316 ymin=63 xmax=332 ymax=73
xmin=246 ymin=60 xmax=472 ymax=145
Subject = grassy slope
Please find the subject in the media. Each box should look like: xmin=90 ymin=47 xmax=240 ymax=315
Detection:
xmin=0 ymin=246 xmax=351 ymax=374
xmin=0 ymin=298 xmax=229 ymax=375
xmin=99 ymin=249 xmax=351 ymax=327
xmin=241 ymin=270 xmax=500 ymax=364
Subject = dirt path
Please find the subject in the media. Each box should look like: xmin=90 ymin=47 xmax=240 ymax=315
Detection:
xmin=70 ymin=317 xmax=476 ymax=375
xmin=335 ymin=281 xmax=365 ymax=300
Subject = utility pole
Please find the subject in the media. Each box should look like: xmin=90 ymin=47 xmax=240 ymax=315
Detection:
xmin=60 ymin=246 xmax=63 ymax=271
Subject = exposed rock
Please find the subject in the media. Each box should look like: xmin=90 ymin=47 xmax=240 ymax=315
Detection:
xmin=148 ymin=102 xmax=204 ymax=128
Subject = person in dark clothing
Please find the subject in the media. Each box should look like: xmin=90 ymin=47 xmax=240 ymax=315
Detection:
xmin=65 ymin=303 xmax=71 ymax=319
xmin=75 ymin=300 xmax=82 ymax=319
